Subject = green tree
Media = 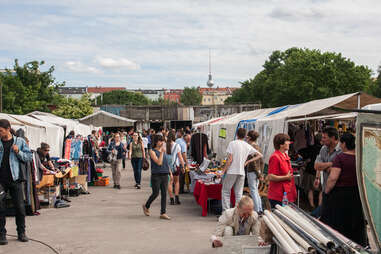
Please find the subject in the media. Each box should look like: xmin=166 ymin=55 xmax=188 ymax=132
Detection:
xmin=53 ymin=94 xmax=93 ymax=119
xmin=180 ymin=87 xmax=202 ymax=106
xmin=0 ymin=59 xmax=64 ymax=114
xmin=227 ymin=48 xmax=373 ymax=107
xmin=150 ymin=97 xmax=179 ymax=106
xmin=369 ymin=65 xmax=381 ymax=98
xmin=96 ymin=90 xmax=150 ymax=105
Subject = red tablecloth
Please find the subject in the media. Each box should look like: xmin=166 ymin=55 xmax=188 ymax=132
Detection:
xmin=193 ymin=181 xmax=235 ymax=216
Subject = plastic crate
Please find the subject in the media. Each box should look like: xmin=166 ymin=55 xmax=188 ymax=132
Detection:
xmin=94 ymin=176 xmax=109 ymax=186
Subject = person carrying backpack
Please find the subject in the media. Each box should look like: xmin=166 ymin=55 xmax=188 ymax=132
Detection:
xmin=166 ymin=130 xmax=185 ymax=205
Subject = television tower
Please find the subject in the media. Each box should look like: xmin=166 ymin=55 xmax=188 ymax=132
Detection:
xmin=206 ymin=48 xmax=214 ymax=88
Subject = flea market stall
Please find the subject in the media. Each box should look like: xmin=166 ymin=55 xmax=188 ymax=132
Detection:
xmin=29 ymin=111 xmax=99 ymax=137
xmin=10 ymin=114 xmax=65 ymax=157
xmin=209 ymin=108 xmax=275 ymax=160
xmin=255 ymin=92 xmax=381 ymax=163
xmin=79 ymin=110 xmax=135 ymax=128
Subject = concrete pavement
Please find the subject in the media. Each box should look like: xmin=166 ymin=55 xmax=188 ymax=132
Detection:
xmin=1 ymin=163 xmax=220 ymax=254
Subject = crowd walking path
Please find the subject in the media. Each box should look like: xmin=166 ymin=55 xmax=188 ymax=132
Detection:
xmin=1 ymin=163 xmax=219 ymax=254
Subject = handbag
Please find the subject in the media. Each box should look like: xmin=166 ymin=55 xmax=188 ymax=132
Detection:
xmin=142 ymin=158 xmax=149 ymax=171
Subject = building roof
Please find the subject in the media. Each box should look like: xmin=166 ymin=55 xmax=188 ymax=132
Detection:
xmin=164 ymin=89 xmax=183 ymax=94
xmin=79 ymin=110 xmax=135 ymax=127
xmin=87 ymin=87 xmax=126 ymax=93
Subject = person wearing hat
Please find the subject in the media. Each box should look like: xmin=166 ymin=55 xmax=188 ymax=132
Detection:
xmin=37 ymin=143 xmax=56 ymax=174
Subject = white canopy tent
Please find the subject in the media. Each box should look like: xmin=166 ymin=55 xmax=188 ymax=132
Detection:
xmin=0 ymin=113 xmax=24 ymax=130
xmin=79 ymin=110 xmax=136 ymax=128
xmin=0 ymin=113 xmax=49 ymax=155
xmin=209 ymin=108 xmax=276 ymax=160
xmin=10 ymin=114 xmax=65 ymax=157
xmin=29 ymin=111 xmax=98 ymax=137
xmin=255 ymin=92 xmax=381 ymax=163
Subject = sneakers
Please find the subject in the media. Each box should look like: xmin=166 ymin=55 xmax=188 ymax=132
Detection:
xmin=136 ymin=184 xmax=141 ymax=189
xmin=0 ymin=234 xmax=8 ymax=245
xmin=142 ymin=204 xmax=150 ymax=216
xmin=170 ymin=198 xmax=175 ymax=205
xmin=17 ymin=233 xmax=29 ymax=242
xmin=160 ymin=214 xmax=171 ymax=220
xmin=175 ymin=196 xmax=181 ymax=205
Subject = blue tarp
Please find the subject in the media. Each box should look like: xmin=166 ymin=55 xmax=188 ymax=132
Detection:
xmin=265 ymin=105 xmax=290 ymax=117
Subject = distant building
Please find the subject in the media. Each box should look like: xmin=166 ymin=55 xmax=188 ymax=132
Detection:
xmin=57 ymin=86 xmax=126 ymax=100
xmin=58 ymin=87 xmax=87 ymax=99
xmin=164 ymin=89 xmax=183 ymax=103
xmin=131 ymin=89 xmax=165 ymax=101
xmin=87 ymin=87 xmax=126 ymax=100
xmin=199 ymin=87 xmax=238 ymax=105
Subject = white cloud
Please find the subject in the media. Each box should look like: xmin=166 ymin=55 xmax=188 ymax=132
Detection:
xmin=64 ymin=61 xmax=100 ymax=74
xmin=96 ymin=57 xmax=140 ymax=70
xmin=0 ymin=0 xmax=381 ymax=88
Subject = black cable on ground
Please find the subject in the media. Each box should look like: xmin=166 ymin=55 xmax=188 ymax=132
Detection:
xmin=6 ymin=234 xmax=60 ymax=254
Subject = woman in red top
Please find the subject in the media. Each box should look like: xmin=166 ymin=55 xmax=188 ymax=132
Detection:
xmin=268 ymin=133 xmax=297 ymax=208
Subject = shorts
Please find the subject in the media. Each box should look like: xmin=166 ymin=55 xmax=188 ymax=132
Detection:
xmin=173 ymin=166 xmax=181 ymax=176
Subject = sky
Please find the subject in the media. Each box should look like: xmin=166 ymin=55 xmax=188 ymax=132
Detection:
xmin=0 ymin=0 xmax=380 ymax=89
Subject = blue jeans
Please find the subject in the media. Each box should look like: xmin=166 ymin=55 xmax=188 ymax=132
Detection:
xmin=247 ymin=172 xmax=263 ymax=213
xmin=131 ymin=158 xmax=143 ymax=185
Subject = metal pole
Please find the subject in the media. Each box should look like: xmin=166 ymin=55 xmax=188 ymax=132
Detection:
xmin=357 ymin=94 xmax=361 ymax=109
xmin=0 ymin=80 xmax=2 ymax=112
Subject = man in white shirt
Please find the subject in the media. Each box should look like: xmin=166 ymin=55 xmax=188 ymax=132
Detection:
xmin=222 ymin=128 xmax=263 ymax=211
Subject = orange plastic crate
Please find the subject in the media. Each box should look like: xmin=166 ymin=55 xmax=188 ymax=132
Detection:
xmin=94 ymin=176 xmax=109 ymax=186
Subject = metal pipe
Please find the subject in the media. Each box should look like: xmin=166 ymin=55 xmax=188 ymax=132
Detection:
xmin=283 ymin=205 xmax=336 ymax=249
xmin=312 ymin=216 xmax=362 ymax=254
xmin=273 ymin=212 xmax=314 ymax=252
xmin=264 ymin=210 xmax=303 ymax=253
xmin=263 ymin=214 xmax=296 ymax=254
xmin=274 ymin=209 xmax=326 ymax=254
xmin=276 ymin=205 xmax=335 ymax=249
xmin=288 ymin=203 xmax=356 ymax=254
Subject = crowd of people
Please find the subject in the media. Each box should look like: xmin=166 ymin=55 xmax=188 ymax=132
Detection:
xmin=0 ymin=117 xmax=368 ymax=248
xmin=211 ymin=127 xmax=367 ymax=248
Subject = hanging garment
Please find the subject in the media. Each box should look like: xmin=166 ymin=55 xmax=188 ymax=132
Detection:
xmin=190 ymin=133 xmax=210 ymax=165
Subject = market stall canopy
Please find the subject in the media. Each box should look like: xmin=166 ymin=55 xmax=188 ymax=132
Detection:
xmin=255 ymin=92 xmax=381 ymax=163
xmin=79 ymin=110 xmax=136 ymax=128
xmin=362 ymin=102 xmax=381 ymax=111
xmin=210 ymin=108 xmax=276 ymax=160
xmin=0 ymin=113 xmax=24 ymax=127
xmin=9 ymin=114 xmax=65 ymax=157
xmin=29 ymin=111 xmax=96 ymax=137
xmin=285 ymin=92 xmax=381 ymax=120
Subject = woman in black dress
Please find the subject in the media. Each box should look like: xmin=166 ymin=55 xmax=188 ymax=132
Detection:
xmin=325 ymin=132 xmax=367 ymax=246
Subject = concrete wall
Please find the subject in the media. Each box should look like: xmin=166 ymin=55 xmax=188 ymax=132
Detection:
xmin=100 ymin=104 xmax=260 ymax=123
